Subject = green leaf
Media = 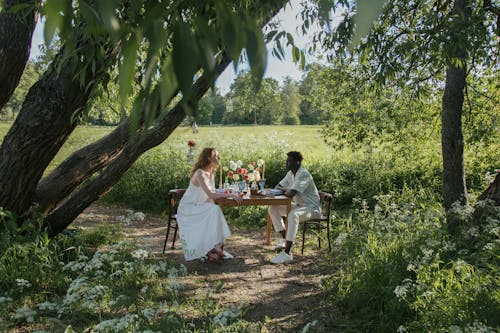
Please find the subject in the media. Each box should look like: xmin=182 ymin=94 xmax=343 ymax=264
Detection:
xmin=292 ymin=46 xmax=300 ymax=63
xmin=318 ymin=0 xmax=334 ymax=29
xmin=159 ymin=55 xmax=177 ymax=109
xmin=78 ymin=0 xmax=100 ymax=25
xmin=352 ymin=0 xmax=387 ymax=47
xmin=43 ymin=0 xmax=65 ymax=45
xmin=265 ymin=30 xmax=278 ymax=42
xmin=245 ymin=19 xmax=267 ymax=88
xmin=194 ymin=17 xmax=217 ymax=74
xmin=119 ymin=33 xmax=138 ymax=105
xmin=172 ymin=22 xmax=199 ymax=99
xmin=96 ymin=0 xmax=120 ymax=34
xmin=216 ymin=1 xmax=243 ymax=70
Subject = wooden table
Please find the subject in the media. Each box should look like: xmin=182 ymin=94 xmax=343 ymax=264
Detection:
xmin=216 ymin=195 xmax=292 ymax=245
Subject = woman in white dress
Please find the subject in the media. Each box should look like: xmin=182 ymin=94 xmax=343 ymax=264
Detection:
xmin=177 ymin=147 xmax=242 ymax=262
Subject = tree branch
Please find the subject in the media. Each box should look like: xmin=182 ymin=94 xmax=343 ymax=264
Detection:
xmin=44 ymin=54 xmax=231 ymax=236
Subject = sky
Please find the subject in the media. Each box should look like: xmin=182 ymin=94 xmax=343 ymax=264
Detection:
xmin=29 ymin=0 xmax=318 ymax=94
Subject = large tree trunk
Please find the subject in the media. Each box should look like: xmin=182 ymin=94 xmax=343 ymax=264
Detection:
xmin=0 ymin=37 xmax=119 ymax=216
xmin=35 ymin=119 xmax=132 ymax=214
xmin=0 ymin=0 xmax=38 ymax=110
xmin=441 ymin=0 xmax=469 ymax=211
xmin=441 ymin=64 xmax=467 ymax=210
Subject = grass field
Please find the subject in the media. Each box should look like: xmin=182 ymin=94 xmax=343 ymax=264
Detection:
xmin=0 ymin=122 xmax=332 ymax=170
xmin=1 ymin=121 xmax=497 ymax=213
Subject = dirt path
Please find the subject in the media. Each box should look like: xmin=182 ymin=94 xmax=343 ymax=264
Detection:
xmin=75 ymin=202 xmax=335 ymax=332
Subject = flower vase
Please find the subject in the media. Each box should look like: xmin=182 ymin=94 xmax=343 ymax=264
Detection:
xmin=187 ymin=147 xmax=194 ymax=165
xmin=237 ymin=180 xmax=246 ymax=193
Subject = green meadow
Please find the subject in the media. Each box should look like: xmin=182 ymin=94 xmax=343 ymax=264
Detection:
xmin=1 ymin=122 xmax=497 ymax=213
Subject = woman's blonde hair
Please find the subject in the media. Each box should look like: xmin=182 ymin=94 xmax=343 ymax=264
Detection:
xmin=190 ymin=147 xmax=216 ymax=177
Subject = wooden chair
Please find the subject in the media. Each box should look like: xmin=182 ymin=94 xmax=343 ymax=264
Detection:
xmin=300 ymin=191 xmax=333 ymax=254
xmin=162 ymin=189 xmax=186 ymax=254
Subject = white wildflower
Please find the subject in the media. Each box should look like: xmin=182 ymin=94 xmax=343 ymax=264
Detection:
xmin=0 ymin=296 xmax=13 ymax=304
xmin=37 ymin=302 xmax=57 ymax=311
xmin=167 ymin=267 xmax=178 ymax=277
xmin=178 ymin=264 xmax=188 ymax=276
xmin=334 ymin=232 xmax=348 ymax=247
xmin=132 ymin=249 xmax=149 ymax=260
xmin=15 ymin=278 xmax=32 ymax=289
xmin=115 ymin=313 xmax=139 ymax=331
xmin=406 ymin=262 xmax=417 ymax=272
xmin=151 ymin=261 xmax=167 ymax=273
xmin=133 ymin=212 xmax=145 ymax=221
xmin=141 ymin=308 xmax=156 ymax=320
xmin=394 ymin=285 xmax=408 ymax=298
xmin=482 ymin=243 xmax=494 ymax=251
xmin=13 ymin=306 xmax=36 ymax=323
xmin=94 ymin=318 xmax=117 ymax=332
xmin=63 ymin=261 xmax=85 ymax=272
xmin=95 ymin=269 xmax=107 ymax=277
xmin=168 ymin=276 xmax=182 ymax=292
xmin=467 ymin=226 xmax=479 ymax=237
xmin=301 ymin=320 xmax=318 ymax=333
xmin=212 ymin=308 xmax=241 ymax=326
xmin=110 ymin=270 xmax=124 ymax=278
xmin=448 ymin=325 xmax=463 ymax=333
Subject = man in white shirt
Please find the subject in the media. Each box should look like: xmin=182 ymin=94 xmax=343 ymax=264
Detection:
xmin=269 ymin=151 xmax=321 ymax=264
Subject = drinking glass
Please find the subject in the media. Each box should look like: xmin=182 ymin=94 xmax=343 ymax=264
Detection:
xmin=258 ymin=179 xmax=266 ymax=190
xmin=237 ymin=180 xmax=246 ymax=193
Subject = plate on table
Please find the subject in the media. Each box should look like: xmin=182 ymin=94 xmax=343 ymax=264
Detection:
xmin=259 ymin=189 xmax=284 ymax=196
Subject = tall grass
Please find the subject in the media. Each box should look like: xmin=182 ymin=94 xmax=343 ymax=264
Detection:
xmin=324 ymin=190 xmax=500 ymax=332
xmin=104 ymin=132 xmax=448 ymax=214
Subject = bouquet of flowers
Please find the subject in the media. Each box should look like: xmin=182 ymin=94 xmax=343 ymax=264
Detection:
xmin=223 ymin=159 xmax=265 ymax=184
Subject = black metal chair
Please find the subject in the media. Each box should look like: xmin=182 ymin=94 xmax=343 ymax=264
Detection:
xmin=300 ymin=191 xmax=333 ymax=254
xmin=162 ymin=189 xmax=186 ymax=253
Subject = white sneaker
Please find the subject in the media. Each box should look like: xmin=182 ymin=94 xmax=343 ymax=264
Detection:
xmin=274 ymin=238 xmax=286 ymax=251
xmin=270 ymin=251 xmax=293 ymax=264
xmin=222 ymin=250 xmax=234 ymax=260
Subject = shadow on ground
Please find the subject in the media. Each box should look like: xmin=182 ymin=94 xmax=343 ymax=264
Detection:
xmin=76 ymin=202 xmax=338 ymax=332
